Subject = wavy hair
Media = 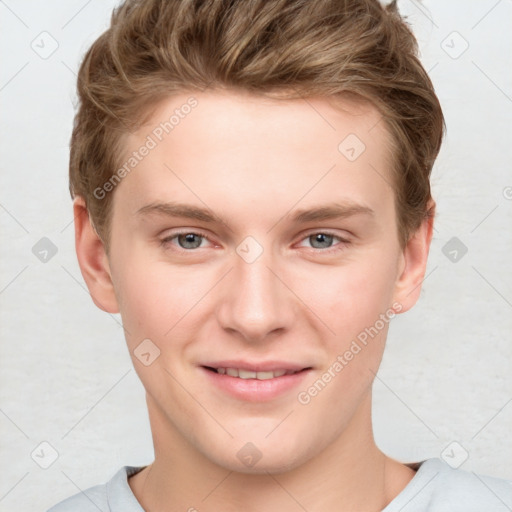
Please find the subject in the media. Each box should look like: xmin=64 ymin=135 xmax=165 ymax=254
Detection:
xmin=69 ymin=0 xmax=445 ymax=253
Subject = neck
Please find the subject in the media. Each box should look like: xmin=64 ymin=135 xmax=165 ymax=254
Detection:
xmin=130 ymin=391 xmax=415 ymax=512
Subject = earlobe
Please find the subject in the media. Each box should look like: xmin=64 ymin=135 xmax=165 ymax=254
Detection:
xmin=392 ymin=201 xmax=435 ymax=314
xmin=73 ymin=196 xmax=120 ymax=314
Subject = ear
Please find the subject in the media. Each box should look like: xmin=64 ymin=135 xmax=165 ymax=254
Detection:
xmin=73 ymin=196 xmax=119 ymax=313
xmin=392 ymin=200 xmax=435 ymax=314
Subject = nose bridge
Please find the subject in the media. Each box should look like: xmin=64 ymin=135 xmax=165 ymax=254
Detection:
xmin=218 ymin=239 xmax=290 ymax=340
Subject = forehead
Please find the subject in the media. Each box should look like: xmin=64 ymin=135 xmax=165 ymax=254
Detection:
xmin=113 ymin=89 xmax=395 ymax=218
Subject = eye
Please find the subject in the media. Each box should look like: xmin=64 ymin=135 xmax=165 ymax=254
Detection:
xmin=160 ymin=231 xmax=213 ymax=251
xmin=297 ymin=232 xmax=350 ymax=253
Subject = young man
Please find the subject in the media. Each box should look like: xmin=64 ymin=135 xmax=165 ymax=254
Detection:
xmin=49 ymin=0 xmax=512 ymax=510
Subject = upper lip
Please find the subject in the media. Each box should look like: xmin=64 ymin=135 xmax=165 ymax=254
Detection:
xmin=201 ymin=360 xmax=311 ymax=372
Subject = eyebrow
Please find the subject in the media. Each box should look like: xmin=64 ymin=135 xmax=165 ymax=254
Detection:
xmin=135 ymin=200 xmax=374 ymax=224
xmin=136 ymin=202 xmax=224 ymax=223
xmin=290 ymin=203 xmax=374 ymax=223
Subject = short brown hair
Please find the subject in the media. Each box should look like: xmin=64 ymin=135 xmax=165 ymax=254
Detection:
xmin=69 ymin=0 xmax=445 ymax=254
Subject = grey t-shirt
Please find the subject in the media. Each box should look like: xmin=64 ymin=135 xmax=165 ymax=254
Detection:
xmin=47 ymin=457 xmax=512 ymax=511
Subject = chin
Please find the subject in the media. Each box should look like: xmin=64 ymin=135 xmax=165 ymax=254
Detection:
xmin=202 ymin=432 xmax=314 ymax=475
xmin=218 ymin=451 xmax=307 ymax=475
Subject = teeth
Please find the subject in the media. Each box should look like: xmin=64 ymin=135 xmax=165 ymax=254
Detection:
xmin=215 ymin=367 xmax=297 ymax=380
xmin=239 ymin=369 xmax=257 ymax=379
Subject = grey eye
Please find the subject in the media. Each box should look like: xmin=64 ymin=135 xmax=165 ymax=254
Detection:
xmin=177 ymin=233 xmax=204 ymax=249
xmin=308 ymin=233 xmax=334 ymax=249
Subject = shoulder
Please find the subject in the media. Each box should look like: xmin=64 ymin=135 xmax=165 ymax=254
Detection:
xmin=386 ymin=458 xmax=512 ymax=512
xmin=46 ymin=481 xmax=109 ymax=512
xmin=428 ymin=458 xmax=512 ymax=508
xmin=47 ymin=466 xmax=145 ymax=512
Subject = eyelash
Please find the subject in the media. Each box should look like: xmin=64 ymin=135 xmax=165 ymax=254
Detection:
xmin=159 ymin=230 xmax=350 ymax=255
xmin=296 ymin=232 xmax=351 ymax=254
xmin=160 ymin=230 xmax=213 ymax=253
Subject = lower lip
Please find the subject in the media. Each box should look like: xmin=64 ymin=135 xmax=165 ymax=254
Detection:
xmin=200 ymin=367 xmax=311 ymax=402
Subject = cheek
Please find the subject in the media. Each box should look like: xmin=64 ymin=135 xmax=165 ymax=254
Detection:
xmin=296 ymin=258 xmax=397 ymax=414
xmin=115 ymin=254 xmax=217 ymax=350
xmin=112 ymin=259 xmax=176 ymax=347
xmin=307 ymin=251 xmax=399 ymax=337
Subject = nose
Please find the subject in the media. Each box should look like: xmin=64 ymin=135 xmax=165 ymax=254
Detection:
xmin=216 ymin=244 xmax=294 ymax=343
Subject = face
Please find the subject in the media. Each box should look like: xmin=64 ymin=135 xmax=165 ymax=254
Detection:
xmin=79 ymin=89 xmax=430 ymax=474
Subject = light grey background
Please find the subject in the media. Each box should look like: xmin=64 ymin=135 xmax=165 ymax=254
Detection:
xmin=1 ymin=1 xmax=511 ymax=510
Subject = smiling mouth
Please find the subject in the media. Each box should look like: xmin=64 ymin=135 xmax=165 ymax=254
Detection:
xmin=202 ymin=366 xmax=311 ymax=380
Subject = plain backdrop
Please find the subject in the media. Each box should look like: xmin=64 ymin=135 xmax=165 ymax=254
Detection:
xmin=1 ymin=1 xmax=511 ymax=510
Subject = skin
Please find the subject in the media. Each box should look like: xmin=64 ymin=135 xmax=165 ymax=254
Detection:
xmin=74 ymin=89 xmax=434 ymax=511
